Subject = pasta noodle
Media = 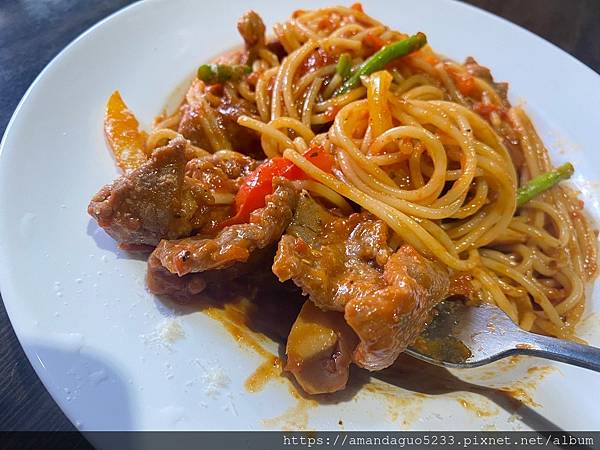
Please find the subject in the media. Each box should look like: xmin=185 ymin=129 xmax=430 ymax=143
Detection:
xmin=142 ymin=5 xmax=597 ymax=340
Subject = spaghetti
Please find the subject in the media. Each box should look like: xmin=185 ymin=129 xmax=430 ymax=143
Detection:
xmin=109 ymin=4 xmax=598 ymax=342
xmin=250 ymin=6 xmax=596 ymax=339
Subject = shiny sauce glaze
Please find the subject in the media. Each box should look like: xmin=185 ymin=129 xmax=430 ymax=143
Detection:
xmin=176 ymin=268 xmax=554 ymax=426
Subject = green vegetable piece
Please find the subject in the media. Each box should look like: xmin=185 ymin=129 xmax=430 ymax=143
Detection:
xmin=196 ymin=64 xmax=214 ymax=82
xmin=334 ymin=32 xmax=427 ymax=96
xmin=197 ymin=64 xmax=251 ymax=83
xmin=516 ymin=162 xmax=574 ymax=207
xmin=336 ymin=53 xmax=352 ymax=80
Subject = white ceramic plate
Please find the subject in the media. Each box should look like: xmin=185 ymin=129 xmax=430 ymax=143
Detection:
xmin=1 ymin=0 xmax=599 ymax=432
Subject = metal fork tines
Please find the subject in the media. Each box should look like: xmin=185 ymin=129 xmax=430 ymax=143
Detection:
xmin=406 ymin=301 xmax=600 ymax=372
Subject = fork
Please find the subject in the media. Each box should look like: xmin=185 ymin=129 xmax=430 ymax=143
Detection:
xmin=405 ymin=301 xmax=600 ymax=371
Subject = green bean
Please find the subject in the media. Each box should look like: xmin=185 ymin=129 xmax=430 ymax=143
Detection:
xmin=197 ymin=64 xmax=252 ymax=83
xmin=336 ymin=53 xmax=352 ymax=80
xmin=334 ymin=32 xmax=427 ymax=96
xmin=516 ymin=162 xmax=574 ymax=206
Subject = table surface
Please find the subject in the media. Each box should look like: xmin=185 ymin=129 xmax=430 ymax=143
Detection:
xmin=1 ymin=0 xmax=599 ymax=432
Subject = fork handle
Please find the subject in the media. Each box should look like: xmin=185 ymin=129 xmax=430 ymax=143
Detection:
xmin=515 ymin=333 xmax=600 ymax=372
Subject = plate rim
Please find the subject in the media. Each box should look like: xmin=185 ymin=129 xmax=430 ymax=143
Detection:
xmin=0 ymin=0 xmax=147 ymax=430
xmin=1 ymin=0 xmax=599 ymax=431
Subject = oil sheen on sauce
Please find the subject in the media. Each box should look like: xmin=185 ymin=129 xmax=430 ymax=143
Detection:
xmin=203 ymin=299 xmax=284 ymax=393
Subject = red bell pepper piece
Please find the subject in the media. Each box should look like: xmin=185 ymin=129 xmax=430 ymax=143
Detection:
xmin=220 ymin=145 xmax=334 ymax=226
